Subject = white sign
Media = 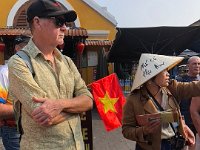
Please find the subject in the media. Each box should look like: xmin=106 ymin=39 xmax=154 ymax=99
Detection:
xmin=87 ymin=51 xmax=98 ymax=67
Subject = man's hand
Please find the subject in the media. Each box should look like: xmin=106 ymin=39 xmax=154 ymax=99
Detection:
xmin=0 ymin=103 xmax=15 ymax=120
xmin=50 ymin=112 xmax=71 ymax=126
xmin=31 ymin=97 xmax=63 ymax=126
xmin=35 ymin=112 xmax=71 ymax=127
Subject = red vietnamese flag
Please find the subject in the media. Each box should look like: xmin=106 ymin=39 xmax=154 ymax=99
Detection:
xmin=90 ymin=73 xmax=126 ymax=131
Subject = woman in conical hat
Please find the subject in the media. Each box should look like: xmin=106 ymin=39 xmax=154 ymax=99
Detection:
xmin=122 ymin=53 xmax=200 ymax=150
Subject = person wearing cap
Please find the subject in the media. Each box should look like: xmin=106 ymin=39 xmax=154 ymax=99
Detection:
xmin=0 ymin=34 xmax=30 ymax=150
xmin=14 ymin=35 xmax=31 ymax=52
xmin=8 ymin=0 xmax=93 ymax=150
xmin=122 ymin=53 xmax=200 ymax=150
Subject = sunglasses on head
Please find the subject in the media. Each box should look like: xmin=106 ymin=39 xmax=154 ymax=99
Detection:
xmin=39 ymin=16 xmax=67 ymax=28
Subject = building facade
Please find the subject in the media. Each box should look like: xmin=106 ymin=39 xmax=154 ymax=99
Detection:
xmin=0 ymin=1 xmax=117 ymax=149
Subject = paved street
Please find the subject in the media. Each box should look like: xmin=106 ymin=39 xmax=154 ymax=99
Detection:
xmin=0 ymin=109 xmax=135 ymax=150
xmin=92 ymin=109 xmax=135 ymax=150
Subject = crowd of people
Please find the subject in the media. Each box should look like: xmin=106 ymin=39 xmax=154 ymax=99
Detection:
xmin=1 ymin=0 xmax=200 ymax=150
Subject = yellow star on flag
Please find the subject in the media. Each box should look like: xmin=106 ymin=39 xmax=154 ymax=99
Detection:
xmin=99 ymin=91 xmax=119 ymax=113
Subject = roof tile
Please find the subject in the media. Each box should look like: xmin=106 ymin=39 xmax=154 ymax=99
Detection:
xmin=0 ymin=28 xmax=88 ymax=37
xmin=85 ymin=40 xmax=113 ymax=46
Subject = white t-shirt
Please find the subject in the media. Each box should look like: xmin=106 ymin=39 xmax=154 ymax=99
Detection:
xmin=0 ymin=64 xmax=9 ymax=103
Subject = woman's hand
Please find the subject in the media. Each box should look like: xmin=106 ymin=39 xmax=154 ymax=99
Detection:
xmin=142 ymin=119 xmax=161 ymax=136
xmin=184 ymin=125 xmax=195 ymax=146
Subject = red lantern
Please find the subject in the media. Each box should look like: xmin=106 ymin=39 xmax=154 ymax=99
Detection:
xmin=76 ymin=42 xmax=85 ymax=55
xmin=0 ymin=42 xmax=5 ymax=53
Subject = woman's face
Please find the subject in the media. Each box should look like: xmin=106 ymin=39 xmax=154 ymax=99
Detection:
xmin=154 ymin=69 xmax=170 ymax=87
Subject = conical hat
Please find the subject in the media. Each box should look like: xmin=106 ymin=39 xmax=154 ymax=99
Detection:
xmin=131 ymin=53 xmax=184 ymax=91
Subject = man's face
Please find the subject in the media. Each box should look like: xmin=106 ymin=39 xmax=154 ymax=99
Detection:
xmin=36 ymin=15 xmax=66 ymax=46
xmin=188 ymin=57 xmax=200 ymax=76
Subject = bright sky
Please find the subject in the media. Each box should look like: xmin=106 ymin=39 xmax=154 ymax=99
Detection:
xmin=93 ymin=0 xmax=200 ymax=27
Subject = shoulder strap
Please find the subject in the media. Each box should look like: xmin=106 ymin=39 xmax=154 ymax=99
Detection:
xmin=146 ymin=88 xmax=177 ymax=133
xmin=15 ymin=50 xmax=34 ymax=139
xmin=146 ymin=89 xmax=164 ymax=111
xmin=16 ymin=51 xmax=35 ymax=76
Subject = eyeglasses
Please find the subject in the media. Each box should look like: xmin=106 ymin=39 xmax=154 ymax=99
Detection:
xmin=40 ymin=16 xmax=67 ymax=28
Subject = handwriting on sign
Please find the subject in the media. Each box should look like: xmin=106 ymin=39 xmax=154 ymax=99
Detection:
xmin=141 ymin=60 xmax=149 ymax=69
xmin=142 ymin=69 xmax=151 ymax=77
xmin=154 ymin=62 xmax=165 ymax=69
xmin=141 ymin=57 xmax=164 ymax=77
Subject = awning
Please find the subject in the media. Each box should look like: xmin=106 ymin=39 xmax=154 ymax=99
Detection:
xmin=65 ymin=28 xmax=88 ymax=37
xmin=0 ymin=27 xmax=88 ymax=38
xmin=178 ymin=49 xmax=199 ymax=57
xmin=85 ymin=40 xmax=112 ymax=46
xmin=108 ymin=27 xmax=200 ymax=62
xmin=0 ymin=28 xmax=31 ymax=36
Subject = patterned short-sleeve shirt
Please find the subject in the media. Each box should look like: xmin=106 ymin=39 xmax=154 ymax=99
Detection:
xmin=8 ymin=39 xmax=93 ymax=150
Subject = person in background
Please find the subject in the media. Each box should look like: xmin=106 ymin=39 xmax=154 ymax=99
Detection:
xmin=190 ymin=56 xmax=200 ymax=145
xmin=190 ymin=97 xmax=200 ymax=139
xmin=176 ymin=56 xmax=200 ymax=150
xmin=0 ymin=34 xmax=30 ymax=150
xmin=122 ymin=53 xmax=200 ymax=150
xmin=8 ymin=0 xmax=93 ymax=150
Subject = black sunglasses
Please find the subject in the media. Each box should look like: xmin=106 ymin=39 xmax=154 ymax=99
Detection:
xmin=40 ymin=16 xmax=66 ymax=28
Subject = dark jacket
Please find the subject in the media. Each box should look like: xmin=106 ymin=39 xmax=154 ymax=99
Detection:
xmin=176 ymin=75 xmax=200 ymax=131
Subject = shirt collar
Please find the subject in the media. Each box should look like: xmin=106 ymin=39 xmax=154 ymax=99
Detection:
xmin=24 ymin=38 xmax=63 ymax=61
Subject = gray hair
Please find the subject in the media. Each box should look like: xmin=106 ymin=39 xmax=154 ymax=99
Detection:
xmin=187 ymin=56 xmax=200 ymax=64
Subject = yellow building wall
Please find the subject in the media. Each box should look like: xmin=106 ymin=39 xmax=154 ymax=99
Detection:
xmin=81 ymin=67 xmax=95 ymax=85
xmin=68 ymin=0 xmax=116 ymax=40
xmin=0 ymin=0 xmax=116 ymax=40
xmin=0 ymin=0 xmax=116 ymax=73
xmin=0 ymin=0 xmax=16 ymax=28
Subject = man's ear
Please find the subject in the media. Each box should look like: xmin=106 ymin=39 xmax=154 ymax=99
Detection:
xmin=33 ymin=17 xmax=42 ymax=29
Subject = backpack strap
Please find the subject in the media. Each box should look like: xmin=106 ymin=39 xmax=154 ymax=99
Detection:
xmin=15 ymin=50 xmax=35 ymax=140
xmin=16 ymin=50 xmax=35 ymax=76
